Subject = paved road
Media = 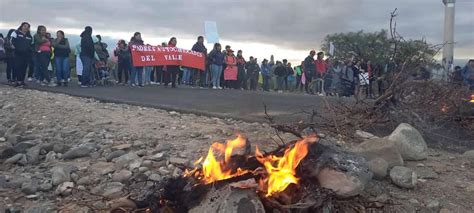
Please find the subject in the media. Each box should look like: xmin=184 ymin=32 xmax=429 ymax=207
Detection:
xmin=0 ymin=79 xmax=344 ymax=123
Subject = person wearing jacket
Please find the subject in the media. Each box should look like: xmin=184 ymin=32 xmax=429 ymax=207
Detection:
xmin=79 ymin=26 xmax=94 ymax=87
xmin=191 ymin=36 xmax=207 ymax=87
xmin=164 ymin=37 xmax=179 ymax=88
xmin=129 ymin=32 xmax=144 ymax=87
xmin=53 ymin=30 xmax=70 ymax=86
xmin=295 ymin=62 xmax=303 ymax=92
xmin=303 ymin=50 xmax=316 ymax=93
xmin=246 ymin=57 xmax=261 ymax=91
xmin=274 ymin=61 xmax=286 ymax=93
xmin=223 ymin=49 xmax=238 ymax=89
xmin=462 ymin=59 xmax=474 ymax=89
xmin=261 ymin=59 xmax=271 ymax=92
xmin=208 ymin=43 xmax=225 ymax=89
xmin=114 ymin=40 xmax=131 ymax=85
xmin=33 ymin=25 xmax=53 ymax=86
xmin=11 ymin=22 xmax=33 ymax=87
xmin=235 ymin=50 xmax=246 ymax=90
xmin=4 ymin=29 xmax=16 ymax=84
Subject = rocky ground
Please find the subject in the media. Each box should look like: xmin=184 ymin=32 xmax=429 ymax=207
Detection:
xmin=0 ymin=85 xmax=473 ymax=212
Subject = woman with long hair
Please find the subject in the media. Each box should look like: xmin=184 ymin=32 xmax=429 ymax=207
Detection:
xmin=33 ymin=25 xmax=53 ymax=86
xmin=129 ymin=32 xmax=144 ymax=87
xmin=11 ymin=22 xmax=33 ymax=87
xmin=53 ymin=30 xmax=70 ymax=86
xmin=208 ymin=43 xmax=225 ymax=89
xmin=223 ymin=49 xmax=238 ymax=89
xmin=4 ymin=29 xmax=16 ymax=84
xmin=165 ymin=37 xmax=178 ymax=88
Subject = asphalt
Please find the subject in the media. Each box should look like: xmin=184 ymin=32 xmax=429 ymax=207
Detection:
xmin=0 ymin=79 xmax=343 ymax=123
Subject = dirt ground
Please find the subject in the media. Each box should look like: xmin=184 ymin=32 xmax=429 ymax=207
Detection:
xmin=0 ymin=85 xmax=473 ymax=212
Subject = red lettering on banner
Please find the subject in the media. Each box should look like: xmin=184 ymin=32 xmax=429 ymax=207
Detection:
xmin=131 ymin=45 xmax=205 ymax=70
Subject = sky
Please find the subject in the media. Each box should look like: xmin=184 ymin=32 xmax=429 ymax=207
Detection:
xmin=0 ymin=0 xmax=473 ymax=64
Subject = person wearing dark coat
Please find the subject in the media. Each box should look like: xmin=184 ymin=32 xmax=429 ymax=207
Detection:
xmin=11 ymin=22 xmax=33 ymax=87
xmin=79 ymin=26 xmax=94 ymax=87
xmin=191 ymin=36 xmax=207 ymax=87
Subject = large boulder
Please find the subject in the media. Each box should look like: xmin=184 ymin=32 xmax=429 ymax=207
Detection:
xmin=367 ymin=158 xmax=389 ymax=180
xmin=388 ymin=123 xmax=428 ymax=161
xmin=389 ymin=166 xmax=417 ymax=189
xmin=350 ymin=138 xmax=404 ymax=168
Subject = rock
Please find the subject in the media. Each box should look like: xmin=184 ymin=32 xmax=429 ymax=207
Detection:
xmin=6 ymin=176 xmax=31 ymax=188
xmin=13 ymin=140 xmax=40 ymax=153
xmin=5 ymin=123 xmax=27 ymax=143
xmin=4 ymin=154 xmax=26 ymax=165
xmin=55 ymin=182 xmax=74 ymax=196
xmin=463 ymin=150 xmax=474 ymax=164
xmin=168 ymin=111 xmax=180 ymax=116
xmin=112 ymin=144 xmax=132 ymax=151
xmin=26 ymin=145 xmax=41 ymax=165
xmin=132 ymin=140 xmax=145 ymax=148
xmin=141 ymin=160 xmax=152 ymax=167
xmin=25 ymin=205 xmax=56 ymax=213
xmin=21 ymin=182 xmax=38 ymax=195
xmin=38 ymin=182 xmax=53 ymax=192
xmin=44 ymin=151 xmax=57 ymax=162
xmin=387 ymin=123 xmax=428 ymax=161
xmin=189 ymin=184 xmax=265 ymax=213
xmin=102 ymin=182 xmax=124 ymax=199
xmin=91 ymin=162 xmax=116 ymax=175
xmin=367 ymin=158 xmax=389 ymax=180
xmin=52 ymin=143 xmax=70 ymax=154
xmin=439 ymin=208 xmax=451 ymax=213
xmin=77 ymin=176 xmax=91 ymax=186
xmin=148 ymin=173 xmax=161 ymax=181
xmin=158 ymin=167 xmax=170 ymax=175
xmin=155 ymin=143 xmax=172 ymax=152
xmin=172 ymin=168 xmax=183 ymax=177
xmin=149 ymin=153 xmax=166 ymax=161
xmin=106 ymin=150 xmax=126 ymax=162
xmin=51 ymin=166 xmax=73 ymax=186
xmin=425 ymin=199 xmax=440 ymax=212
xmin=389 ymin=166 xmax=417 ymax=189
xmin=106 ymin=197 xmax=137 ymax=210
xmin=62 ymin=146 xmax=94 ymax=160
xmin=351 ymin=138 xmax=404 ymax=168
xmin=415 ymin=167 xmax=439 ymax=179
xmin=169 ymin=157 xmax=189 ymax=166
xmin=0 ymin=144 xmax=16 ymax=159
xmin=317 ymin=168 xmax=367 ymax=198
xmin=114 ymin=152 xmax=141 ymax=170
xmin=0 ymin=137 xmax=5 ymax=142
xmin=190 ymin=132 xmax=202 ymax=138
xmin=355 ymin=130 xmax=378 ymax=139
xmin=135 ymin=149 xmax=147 ymax=157
xmin=112 ymin=170 xmax=132 ymax=183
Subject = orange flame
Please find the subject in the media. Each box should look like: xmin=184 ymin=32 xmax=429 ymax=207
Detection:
xmin=470 ymin=94 xmax=474 ymax=103
xmin=256 ymin=136 xmax=317 ymax=197
xmin=186 ymin=135 xmax=249 ymax=184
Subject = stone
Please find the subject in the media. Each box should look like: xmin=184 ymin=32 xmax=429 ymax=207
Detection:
xmin=55 ymin=182 xmax=74 ymax=196
xmin=62 ymin=146 xmax=94 ymax=160
xmin=106 ymin=197 xmax=137 ymax=210
xmin=317 ymin=168 xmax=367 ymax=198
xmin=25 ymin=205 xmax=56 ymax=213
xmin=148 ymin=173 xmax=161 ymax=181
xmin=463 ymin=150 xmax=474 ymax=164
xmin=112 ymin=144 xmax=132 ymax=151
xmin=158 ymin=167 xmax=170 ymax=175
xmin=52 ymin=143 xmax=70 ymax=154
xmin=102 ymin=182 xmax=124 ymax=199
xmin=77 ymin=176 xmax=91 ymax=186
xmin=189 ymin=184 xmax=265 ymax=213
xmin=149 ymin=152 xmax=166 ymax=161
xmin=13 ymin=140 xmax=40 ymax=153
xmin=351 ymin=138 xmax=404 ymax=168
xmin=132 ymin=140 xmax=145 ymax=148
xmin=135 ymin=149 xmax=147 ymax=157
xmin=169 ymin=157 xmax=189 ymax=166
xmin=155 ymin=143 xmax=172 ymax=152
xmin=51 ymin=166 xmax=72 ymax=186
xmin=3 ymin=153 xmax=25 ymax=165
xmin=425 ymin=199 xmax=440 ymax=212
xmin=355 ymin=130 xmax=378 ymax=139
xmin=21 ymin=182 xmax=38 ymax=195
xmin=44 ymin=151 xmax=57 ymax=162
xmin=91 ymin=162 xmax=116 ymax=175
xmin=387 ymin=123 xmax=428 ymax=161
xmin=112 ymin=170 xmax=132 ymax=183
xmin=0 ymin=137 xmax=5 ymax=142
xmin=26 ymin=145 xmax=41 ymax=165
xmin=0 ymin=144 xmax=17 ymax=159
xmin=415 ymin=167 xmax=439 ymax=179
xmin=172 ymin=168 xmax=183 ymax=177
xmin=105 ymin=150 xmax=126 ymax=162
xmin=190 ymin=132 xmax=202 ymax=138
xmin=389 ymin=166 xmax=417 ymax=189
xmin=7 ymin=176 xmax=31 ymax=188
xmin=38 ymin=182 xmax=53 ymax=192
xmin=5 ymin=123 xmax=27 ymax=143
xmin=141 ymin=160 xmax=152 ymax=167
xmin=114 ymin=152 xmax=141 ymax=170
xmin=367 ymin=158 xmax=389 ymax=180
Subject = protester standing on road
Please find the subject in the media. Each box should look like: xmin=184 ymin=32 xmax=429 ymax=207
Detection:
xmin=303 ymin=50 xmax=316 ymax=94
xmin=223 ymin=49 xmax=238 ymax=89
xmin=52 ymin=30 xmax=70 ymax=87
xmin=114 ymin=39 xmax=131 ymax=85
xmin=192 ymin=36 xmax=207 ymax=87
xmin=295 ymin=62 xmax=303 ymax=92
xmin=261 ymin=59 xmax=271 ymax=92
xmin=208 ymin=43 xmax=225 ymax=89
xmin=165 ymin=37 xmax=178 ymax=88
xmin=79 ymin=26 xmax=94 ymax=88
xmin=274 ymin=61 xmax=286 ymax=93
xmin=246 ymin=57 xmax=261 ymax=91
xmin=11 ymin=22 xmax=33 ymax=87
xmin=33 ymin=25 xmax=53 ymax=86
xmin=286 ymin=63 xmax=295 ymax=92
xmin=4 ymin=29 xmax=16 ymax=84
xmin=129 ymin=32 xmax=144 ymax=87
xmin=315 ymin=52 xmax=328 ymax=95
xmin=236 ymin=50 xmax=246 ymax=90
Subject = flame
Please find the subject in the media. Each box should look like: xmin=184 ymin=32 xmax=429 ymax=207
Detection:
xmin=470 ymin=94 xmax=474 ymax=103
xmin=186 ymin=135 xmax=249 ymax=184
xmin=256 ymin=136 xmax=317 ymax=197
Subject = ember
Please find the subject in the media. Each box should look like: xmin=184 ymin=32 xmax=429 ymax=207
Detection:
xmin=256 ymin=136 xmax=317 ymax=197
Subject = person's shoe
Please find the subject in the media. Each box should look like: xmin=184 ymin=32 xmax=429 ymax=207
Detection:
xmin=131 ymin=84 xmax=136 ymax=87
xmin=212 ymin=86 xmax=217 ymax=89
xmin=80 ymin=85 xmax=89 ymax=88
xmin=139 ymin=84 xmax=144 ymax=87
xmin=48 ymin=82 xmax=56 ymax=87
xmin=63 ymin=82 xmax=68 ymax=87
xmin=218 ymin=86 xmax=223 ymax=90
xmin=56 ymin=82 xmax=62 ymax=87
xmin=27 ymin=77 xmax=33 ymax=82
xmin=40 ymin=82 xmax=46 ymax=87
xmin=157 ymin=82 xmax=161 ymax=86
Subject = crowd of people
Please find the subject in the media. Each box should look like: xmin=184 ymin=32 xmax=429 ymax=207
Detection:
xmin=0 ymin=22 xmax=473 ymax=99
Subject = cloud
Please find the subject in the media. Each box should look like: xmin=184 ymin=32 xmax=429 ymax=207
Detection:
xmin=0 ymin=0 xmax=472 ymax=58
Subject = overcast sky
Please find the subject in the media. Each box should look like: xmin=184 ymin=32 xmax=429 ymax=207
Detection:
xmin=0 ymin=0 xmax=473 ymax=63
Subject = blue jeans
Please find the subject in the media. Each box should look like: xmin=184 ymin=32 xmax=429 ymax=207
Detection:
xmin=80 ymin=56 xmax=93 ymax=86
xmin=55 ymin=57 xmax=69 ymax=82
xmin=182 ymin=68 xmax=191 ymax=85
xmin=144 ymin=66 xmax=151 ymax=83
xmin=131 ymin=66 xmax=143 ymax=85
xmin=210 ymin=64 xmax=222 ymax=87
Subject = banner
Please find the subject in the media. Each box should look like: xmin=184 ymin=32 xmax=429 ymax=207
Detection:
xmin=205 ymin=21 xmax=220 ymax=44
xmin=130 ymin=45 xmax=206 ymax=71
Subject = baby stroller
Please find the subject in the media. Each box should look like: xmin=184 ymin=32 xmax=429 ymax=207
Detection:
xmin=94 ymin=60 xmax=114 ymax=86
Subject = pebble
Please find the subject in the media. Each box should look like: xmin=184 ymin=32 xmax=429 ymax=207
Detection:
xmin=21 ymin=182 xmax=38 ymax=195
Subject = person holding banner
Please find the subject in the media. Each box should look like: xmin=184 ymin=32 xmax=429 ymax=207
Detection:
xmin=129 ymin=32 xmax=144 ymax=87
xmin=165 ymin=37 xmax=178 ymax=88
xmin=223 ymin=49 xmax=238 ymax=89
xmin=191 ymin=36 xmax=207 ymax=88
xmin=208 ymin=43 xmax=225 ymax=89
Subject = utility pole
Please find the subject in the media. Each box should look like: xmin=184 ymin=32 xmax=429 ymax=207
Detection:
xmin=442 ymin=0 xmax=455 ymax=70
